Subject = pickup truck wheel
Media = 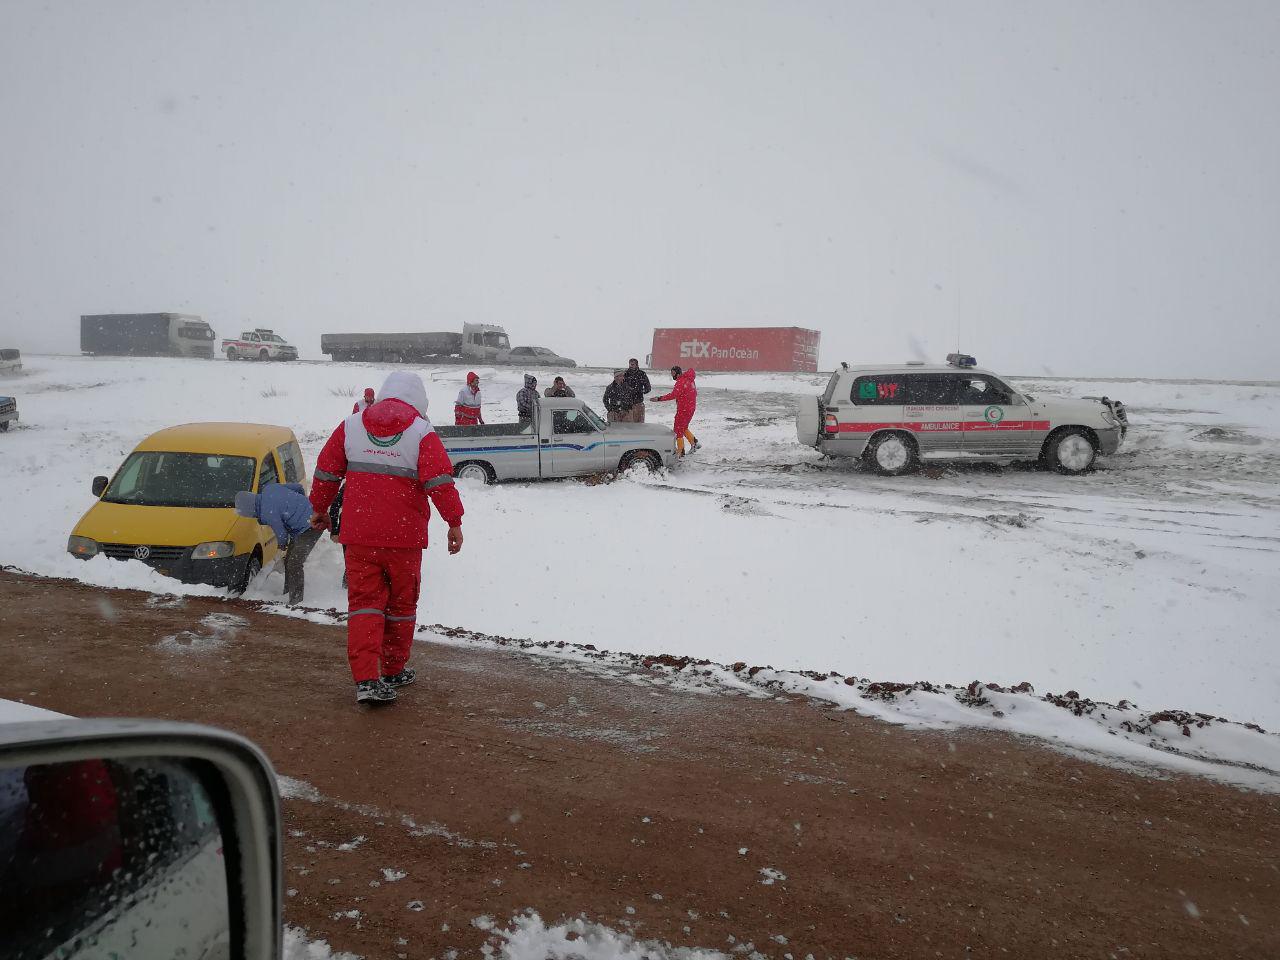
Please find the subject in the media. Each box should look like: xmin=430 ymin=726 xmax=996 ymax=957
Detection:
xmin=258 ymin=348 xmax=270 ymax=361
xmin=225 ymin=346 xmax=238 ymax=361
xmin=864 ymin=431 xmax=917 ymax=476
xmin=621 ymin=451 xmax=661 ymax=474
xmin=454 ymin=461 xmax=495 ymax=484
xmin=1043 ymin=427 xmax=1097 ymax=475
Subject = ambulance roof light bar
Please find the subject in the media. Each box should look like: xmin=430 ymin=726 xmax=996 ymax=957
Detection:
xmin=946 ymin=353 xmax=978 ymax=368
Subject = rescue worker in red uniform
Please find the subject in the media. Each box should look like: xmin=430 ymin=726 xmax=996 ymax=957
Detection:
xmin=352 ymin=387 xmax=375 ymax=414
xmin=454 ymin=372 xmax=483 ymax=426
xmin=310 ymin=371 xmax=465 ymax=705
xmin=653 ymin=365 xmax=700 ymax=456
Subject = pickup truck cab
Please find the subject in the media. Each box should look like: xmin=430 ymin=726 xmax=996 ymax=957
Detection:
xmin=438 ymin=397 xmax=676 ymax=481
xmin=223 ymin=328 xmax=298 ymax=361
xmin=796 ymin=354 xmax=1128 ymax=476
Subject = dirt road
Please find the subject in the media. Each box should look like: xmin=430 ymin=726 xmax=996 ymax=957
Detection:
xmin=1 ymin=570 xmax=1276 ymax=959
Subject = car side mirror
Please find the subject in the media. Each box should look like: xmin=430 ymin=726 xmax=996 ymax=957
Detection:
xmin=92 ymin=476 xmax=108 ymax=497
xmin=0 ymin=720 xmax=282 ymax=960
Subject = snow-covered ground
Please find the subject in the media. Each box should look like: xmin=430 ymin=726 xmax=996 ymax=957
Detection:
xmin=3 ymin=356 xmax=1279 ymax=784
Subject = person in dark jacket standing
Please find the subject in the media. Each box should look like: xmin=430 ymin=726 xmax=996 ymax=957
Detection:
xmin=543 ymin=376 xmax=575 ymax=398
xmin=623 ymin=359 xmax=651 ymax=422
xmin=603 ymin=369 xmax=639 ymax=422
xmin=235 ymin=483 xmax=321 ymax=605
xmin=516 ymin=374 xmax=538 ymax=423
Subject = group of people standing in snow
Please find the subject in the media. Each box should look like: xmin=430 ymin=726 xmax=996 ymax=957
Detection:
xmin=449 ymin=359 xmax=699 ymax=455
xmin=232 ymin=360 xmax=700 ymax=707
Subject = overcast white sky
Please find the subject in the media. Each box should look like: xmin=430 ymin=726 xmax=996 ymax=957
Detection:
xmin=1 ymin=1 xmax=1277 ymax=377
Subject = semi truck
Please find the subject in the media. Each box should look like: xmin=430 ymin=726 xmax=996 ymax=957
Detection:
xmin=81 ymin=314 xmax=217 ymax=359
xmin=320 ymin=323 xmax=511 ymax=364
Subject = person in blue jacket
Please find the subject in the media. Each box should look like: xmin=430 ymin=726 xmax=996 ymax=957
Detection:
xmin=234 ymin=482 xmax=321 ymax=604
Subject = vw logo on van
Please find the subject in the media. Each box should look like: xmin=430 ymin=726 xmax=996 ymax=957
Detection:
xmin=133 ymin=545 xmax=151 ymax=560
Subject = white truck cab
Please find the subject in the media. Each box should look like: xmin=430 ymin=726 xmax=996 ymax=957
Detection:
xmin=796 ymin=354 xmax=1127 ymax=475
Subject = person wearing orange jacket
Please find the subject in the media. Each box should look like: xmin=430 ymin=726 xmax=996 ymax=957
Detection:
xmin=652 ymin=365 xmax=701 ymax=456
xmin=454 ymin=372 xmax=484 ymax=426
xmin=310 ymin=371 xmax=465 ymax=705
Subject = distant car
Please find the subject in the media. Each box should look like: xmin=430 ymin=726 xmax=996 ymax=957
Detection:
xmin=0 ymin=395 xmax=17 ymax=432
xmin=67 ymin=422 xmax=308 ymax=590
xmin=796 ymin=354 xmax=1128 ymax=476
xmin=507 ymin=345 xmax=576 ymax=368
xmin=223 ymin=328 xmax=298 ymax=361
xmin=0 ymin=348 xmax=21 ymax=374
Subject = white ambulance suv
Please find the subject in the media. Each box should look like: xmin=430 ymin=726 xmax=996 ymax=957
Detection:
xmin=796 ymin=355 xmax=1127 ymax=476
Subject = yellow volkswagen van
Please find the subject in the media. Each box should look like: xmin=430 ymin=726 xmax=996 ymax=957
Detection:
xmin=67 ymin=423 xmax=308 ymax=591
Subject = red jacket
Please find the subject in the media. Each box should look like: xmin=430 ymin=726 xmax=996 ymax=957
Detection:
xmin=310 ymin=398 xmax=463 ymax=548
xmin=655 ymin=369 xmax=697 ymax=415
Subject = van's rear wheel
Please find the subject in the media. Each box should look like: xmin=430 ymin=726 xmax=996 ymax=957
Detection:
xmin=454 ymin=461 xmax=495 ymax=484
xmin=864 ymin=431 xmax=918 ymax=476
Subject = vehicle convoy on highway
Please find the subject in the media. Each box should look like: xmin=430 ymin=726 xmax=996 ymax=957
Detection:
xmin=438 ymin=396 xmax=675 ymax=482
xmin=0 ymin=394 xmax=17 ymax=432
xmin=796 ymin=354 xmax=1128 ymax=476
xmin=67 ymin=422 xmax=308 ymax=591
xmin=0 ymin=347 xmax=22 ymax=374
xmin=80 ymin=313 xmax=218 ymax=359
xmin=320 ymin=322 xmax=575 ymax=367
xmin=223 ymin=328 xmax=298 ymax=361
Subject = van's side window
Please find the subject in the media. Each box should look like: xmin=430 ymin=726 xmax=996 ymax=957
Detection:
xmin=258 ymin=454 xmax=279 ymax=490
xmin=850 ymin=376 xmax=906 ymax=404
xmin=276 ymin=443 xmax=302 ymax=484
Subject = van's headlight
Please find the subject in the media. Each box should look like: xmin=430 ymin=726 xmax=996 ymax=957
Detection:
xmin=67 ymin=535 xmax=99 ymax=559
xmin=192 ymin=541 xmax=235 ymax=560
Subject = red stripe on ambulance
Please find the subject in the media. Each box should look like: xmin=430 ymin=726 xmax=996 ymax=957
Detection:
xmin=830 ymin=421 xmax=1051 ymax=434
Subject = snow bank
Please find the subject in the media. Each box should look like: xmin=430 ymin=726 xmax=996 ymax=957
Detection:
xmin=4 ymin=356 xmax=1279 ymax=787
xmin=477 ymin=911 xmax=731 ymax=960
xmin=0 ymin=698 xmax=67 ymax=724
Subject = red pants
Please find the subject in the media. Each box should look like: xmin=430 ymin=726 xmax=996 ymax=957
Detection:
xmin=344 ymin=545 xmax=423 ymax=682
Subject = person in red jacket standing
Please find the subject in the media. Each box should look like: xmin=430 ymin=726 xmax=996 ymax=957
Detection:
xmin=352 ymin=387 xmax=375 ymax=414
xmin=310 ymin=371 xmax=465 ymax=705
xmin=653 ymin=365 xmax=701 ymax=456
xmin=454 ymin=372 xmax=484 ymax=426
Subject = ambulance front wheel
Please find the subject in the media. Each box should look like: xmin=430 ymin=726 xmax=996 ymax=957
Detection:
xmin=864 ymin=431 xmax=918 ymax=476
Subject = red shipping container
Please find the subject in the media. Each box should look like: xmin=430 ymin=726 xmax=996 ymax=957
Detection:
xmin=649 ymin=327 xmax=820 ymax=373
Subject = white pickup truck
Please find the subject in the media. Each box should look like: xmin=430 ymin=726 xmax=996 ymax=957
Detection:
xmin=438 ymin=397 xmax=676 ymax=481
xmin=223 ymin=328 xmax=298 ymax=361
xmin=796 ymin=355 xmax=1128 ymax=475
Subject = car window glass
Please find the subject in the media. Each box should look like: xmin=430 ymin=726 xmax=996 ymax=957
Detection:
xmin=0 ymin=757 xmax=229 ymax=960
xmin=276 ymin=443 xmax=299 ymax=483
xmin=553 ymin=410 xmax=595 ymax=434
xmin=258 ymin=453 xmax=279 ymax=489
xmin=851 ymin=375 xmax=905 ymax=404
xmin=957 ymin=377 xmax=1011 ymax=405
xmin=901 ymin=374 xmax=961 ymax=405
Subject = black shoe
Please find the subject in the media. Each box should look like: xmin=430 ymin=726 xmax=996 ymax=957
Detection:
xmin=382 ymin=667 xmax=416 ymax=688
xmin=355 ymin=679 xmax=396 ymax=705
